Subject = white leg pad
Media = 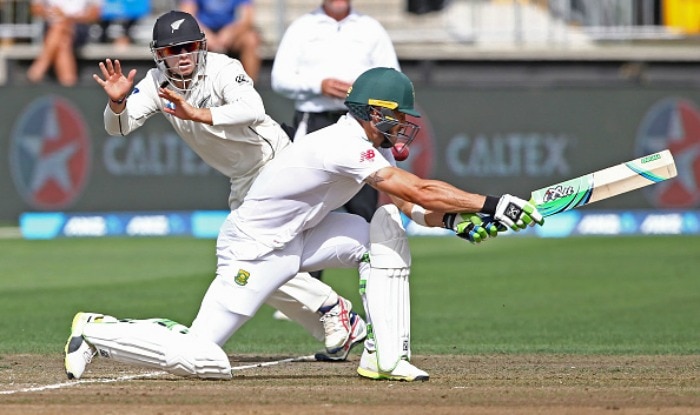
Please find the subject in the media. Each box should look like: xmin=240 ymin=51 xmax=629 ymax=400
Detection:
xmin=362 ymin=204 xmax=412 ymax=373
xmin=83 ymin=318 xmax=232 ymax=379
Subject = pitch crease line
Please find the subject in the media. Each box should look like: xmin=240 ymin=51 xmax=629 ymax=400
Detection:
xmin=0 ymin=354 xmax=316 ymax=395
xmin=0 ymin=371 xmax=166 ymax=395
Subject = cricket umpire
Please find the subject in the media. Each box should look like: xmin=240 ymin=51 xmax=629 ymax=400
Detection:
xmin=271 ymin=0 xmax=400 ymax=230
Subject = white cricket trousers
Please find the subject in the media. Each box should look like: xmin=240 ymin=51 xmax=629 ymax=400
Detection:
xmin=190 ymin=212 xmax=370 ymax=347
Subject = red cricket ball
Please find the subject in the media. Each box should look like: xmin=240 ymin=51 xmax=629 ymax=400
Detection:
xmin=392 ymin=143 xmax=409 ymax=161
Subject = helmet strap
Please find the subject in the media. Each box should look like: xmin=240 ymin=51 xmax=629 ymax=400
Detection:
xmin=379 ymin=137 xmax=394 ymax=148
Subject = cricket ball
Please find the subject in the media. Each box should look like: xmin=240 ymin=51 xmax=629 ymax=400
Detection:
xmin=392 ymin=143 xmax=409 ymax=161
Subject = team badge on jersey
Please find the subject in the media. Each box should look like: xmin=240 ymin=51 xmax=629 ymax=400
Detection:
xmin=234 ymin=269 xmax=251 ymax=286
xmin=9 ymin=96 xmax=91 ymax=209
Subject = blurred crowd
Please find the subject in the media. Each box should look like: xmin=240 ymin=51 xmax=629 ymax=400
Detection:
xmin=1 ymin=0 xmax=261 ymax=85
xmin=0 ymin=0 xmax=687 ymax=87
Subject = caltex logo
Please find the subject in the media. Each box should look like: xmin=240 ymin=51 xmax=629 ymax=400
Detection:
xmin=9 ymin=96 xmax=91 ymax=209
xmin=637 ymin=98 xmax=700 ymax=208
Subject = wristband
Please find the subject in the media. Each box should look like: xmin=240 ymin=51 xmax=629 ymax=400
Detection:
xmin=442 ymin=213 xmax=456 ymax=230
xmin=111 ymin=96 xmax=126 ymax=104
xmin=481 ymin=195 xmax=499 ymax=215
xmin=410 ymin=204 xmax=427 ymax=226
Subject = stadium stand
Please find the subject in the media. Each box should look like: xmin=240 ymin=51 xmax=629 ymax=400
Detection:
xmin=1 ymin=0 xmax=699 ymax=85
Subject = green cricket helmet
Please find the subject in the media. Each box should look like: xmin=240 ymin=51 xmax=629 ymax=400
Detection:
xmin=345 ymin=67 xmax=420 ymax=120
xmin=345 ymin=67 xmax=421 ymax=150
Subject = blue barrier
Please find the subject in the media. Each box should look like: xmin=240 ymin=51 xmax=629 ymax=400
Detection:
xmin=19 ymin=210 xmax=700 ymax=239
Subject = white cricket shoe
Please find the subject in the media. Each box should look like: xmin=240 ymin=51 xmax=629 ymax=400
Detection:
xmin=357 ymin=349 xmax=429 ymax=382
xmin=314 ymin=311 xmax=367 ymax=361
xmin=64 ymin=312 xmax=104 ymax=380
xmin=319 ymin=297 xmax=354 ymax=354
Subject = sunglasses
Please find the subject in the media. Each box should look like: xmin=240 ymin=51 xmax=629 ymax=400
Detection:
xmin=158 ymin=41 xmax=202 ymax=58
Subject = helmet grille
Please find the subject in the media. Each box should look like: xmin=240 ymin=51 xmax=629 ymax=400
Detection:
xmin=345 ymin=101 xmax=371 ymax=121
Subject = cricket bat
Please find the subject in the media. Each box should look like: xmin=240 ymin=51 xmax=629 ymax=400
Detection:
xmin=529 ymin=149 xmax=677 ymax=217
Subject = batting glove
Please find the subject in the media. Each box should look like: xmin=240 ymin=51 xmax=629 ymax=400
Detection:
xmin=479 ymin=214 xmax=508 ymax=235
xmin=443 ymin=213 xmax=504 ymax=244
xmin=483 ymin=194 xmax=545 ymax=231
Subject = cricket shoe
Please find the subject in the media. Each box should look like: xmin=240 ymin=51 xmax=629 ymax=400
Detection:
xmin=357 ymin=349 xmax=429 ymax=382
xmin=314 ymin=311 xmax=367 ymax=361
xmin=64 ymin=312 xmax=105 ymax=380
xmin=319 ymin=297 xmax=354 ymax=354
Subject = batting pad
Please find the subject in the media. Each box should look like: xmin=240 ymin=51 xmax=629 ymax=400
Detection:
xmin=365 ymin=204 xmax=412 ymax=372
xmin=369 ymin=205 xmax=411 ymax=269
xmin=83 ymin=318 xmax=232 ymax=379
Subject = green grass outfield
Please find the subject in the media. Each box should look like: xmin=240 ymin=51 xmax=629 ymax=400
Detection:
xmin=0 ymin=235 xmax=698 ymax=355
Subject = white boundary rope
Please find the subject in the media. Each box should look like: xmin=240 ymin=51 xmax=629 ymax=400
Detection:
xmin=0 ymin=354 xmax=317 ymax=395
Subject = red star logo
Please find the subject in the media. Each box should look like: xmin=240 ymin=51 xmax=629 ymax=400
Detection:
xmin=10 ymin=96 xmax=91 ymax=209
xmin=641 ymin=99 xmax=700 ymax=208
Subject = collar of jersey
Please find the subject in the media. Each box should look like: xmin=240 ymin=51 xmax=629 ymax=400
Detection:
xmin=339 ymin=113 xmax=374 ymax=145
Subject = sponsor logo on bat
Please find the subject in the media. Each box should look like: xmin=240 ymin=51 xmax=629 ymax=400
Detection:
xmin=640 ymin=153 xmax=661 ymax=164
xmin=542 ymin=185 xmax=576 ymax=203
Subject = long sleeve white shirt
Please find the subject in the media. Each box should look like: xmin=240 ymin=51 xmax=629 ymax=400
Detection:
xmin=104 ymin=53 xmax=291 ymax=209
xmin=271 ymin=8 xmax=400 ymax=113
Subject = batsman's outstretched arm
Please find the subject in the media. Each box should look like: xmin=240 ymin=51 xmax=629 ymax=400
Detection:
xmin=367 ymin=166 xmax=544 ymax=232
xmin=368 ymin=167 xmax=485 ymax=216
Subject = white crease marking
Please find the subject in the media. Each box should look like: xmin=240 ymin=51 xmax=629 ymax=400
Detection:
xmin=0 ymin=355 xmax=316 ymax=395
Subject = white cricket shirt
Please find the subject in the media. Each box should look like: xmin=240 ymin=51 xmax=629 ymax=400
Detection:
xmin=231 ymin=115 xmax=395 ymax=252
xmin=271 ymin=7 xmax=400 ymax=113
xmin=104 ymin=53 xmax=290 ymax=208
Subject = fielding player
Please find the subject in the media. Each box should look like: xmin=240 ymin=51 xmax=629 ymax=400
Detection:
xmin=84 ymin=10 xmax=367 ymax=367
xmin=67 ymin=67 xmax=543 ymax=381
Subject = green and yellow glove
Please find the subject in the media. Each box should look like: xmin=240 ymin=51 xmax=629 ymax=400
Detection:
xmin=443 ymin=213 xmax=506 ymax=244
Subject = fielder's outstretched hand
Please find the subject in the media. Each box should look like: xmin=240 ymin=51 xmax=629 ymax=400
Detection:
xmin=157 ymin=88 xmax=213 ymax=124
xmin=443 ymin=213 xmax=505 ymax=244
xmin=492 ymin=194 xmax=544 ymax=231
xmin=93 ymin=59 xmax=136 ymax=103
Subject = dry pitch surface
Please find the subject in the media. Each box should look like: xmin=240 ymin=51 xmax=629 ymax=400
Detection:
xmin=1 ymin=354 xmax=698 ymax=414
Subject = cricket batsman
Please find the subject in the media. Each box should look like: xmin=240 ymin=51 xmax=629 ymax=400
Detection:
xmin=65 ymin=67 xmax=543 ymax=381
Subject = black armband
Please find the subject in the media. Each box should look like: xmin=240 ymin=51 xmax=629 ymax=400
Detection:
xmin=442 ymin=213 xmax=457 ymax=230
xmin=481 ymin=195 xmax=500 ymax=215
xmin=111 ymin=96 xmax=126 ymax=104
